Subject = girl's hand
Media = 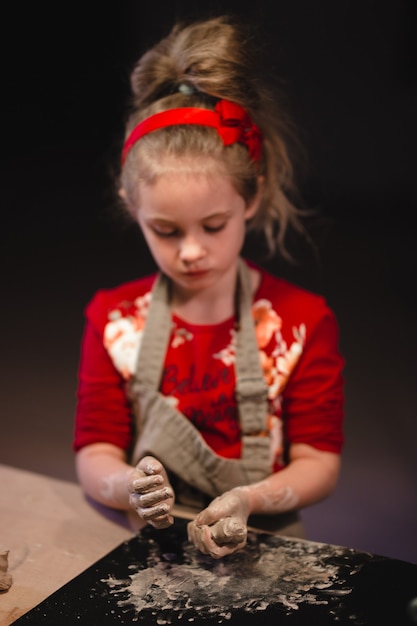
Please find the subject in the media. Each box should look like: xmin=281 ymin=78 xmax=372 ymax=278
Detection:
xmin=128 ymin=456 xmax=174 ymax=529
xmin=187 ymin=487 xmax=250 ymax=558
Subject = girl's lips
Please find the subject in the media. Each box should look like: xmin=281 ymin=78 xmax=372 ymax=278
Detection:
xmin=183 ymin=269 xmax=210 ymax=277
xmin=186 ymin=270 xmax=208 ymax=276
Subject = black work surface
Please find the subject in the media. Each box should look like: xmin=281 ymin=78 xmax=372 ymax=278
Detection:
xmin=12 ymin=518 xmax=417 ymax=625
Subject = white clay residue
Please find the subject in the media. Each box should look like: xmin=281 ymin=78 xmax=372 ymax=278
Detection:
xmin=102 ymin=533 xmax=358 ymax=623
xmin=99 ymin=472 xmax=124 ymax=503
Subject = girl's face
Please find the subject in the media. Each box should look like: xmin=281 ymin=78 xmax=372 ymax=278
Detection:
xmin=135 ymin=169 xmax=259 ymax=297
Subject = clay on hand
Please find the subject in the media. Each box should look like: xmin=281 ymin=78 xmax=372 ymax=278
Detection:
xmin=209 ymin=516 xmax=247 ymax=546
xmin=129 ymin=456 xmax=174 ymax=529
xmin=188 ymin=487 xmax=250 ymax=558
xmin=187 ymin=516 xmax=248 ymax=558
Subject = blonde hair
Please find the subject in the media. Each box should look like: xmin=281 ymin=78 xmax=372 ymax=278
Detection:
xmin=119 ymin=15 xmax=305 ymax=259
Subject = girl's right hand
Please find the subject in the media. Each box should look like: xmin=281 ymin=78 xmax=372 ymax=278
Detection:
xmin=187 ymin=487 xmax=250 ymax=558
xmin=128 ymin=456 xmax=174 ymax=529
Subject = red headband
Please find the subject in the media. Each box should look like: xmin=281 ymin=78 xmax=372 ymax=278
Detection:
xmin=121 ymin=99 xmax=262 ymax=166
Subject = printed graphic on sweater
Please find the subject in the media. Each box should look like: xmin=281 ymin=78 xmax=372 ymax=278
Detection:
xmin=103 ymin=290 xmax=305 ymax=467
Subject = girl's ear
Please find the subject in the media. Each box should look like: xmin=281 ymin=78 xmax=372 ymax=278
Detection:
xmin=118 ymin=187 xmax=127 ymax=201
xmin=244 ymin=176 xmax=264 ymax=220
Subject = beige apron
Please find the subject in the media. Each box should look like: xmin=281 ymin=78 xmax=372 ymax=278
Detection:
xmin=129 ymin=259 xmax=304 ymax=537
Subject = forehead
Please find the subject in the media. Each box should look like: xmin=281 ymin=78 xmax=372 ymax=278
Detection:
xmin=137 ymin=168 xmax=245 ymax=219
xmin=140 ymin=153 xmax=225 ymax=181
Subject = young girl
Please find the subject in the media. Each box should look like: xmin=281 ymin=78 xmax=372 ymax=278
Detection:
xmin=73 ymin=15 xmax=344 ymax=559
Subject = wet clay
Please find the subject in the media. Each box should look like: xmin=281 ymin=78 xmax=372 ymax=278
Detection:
xmin=0 ymin=550 xmax=13 ymax=592
xmin=103 ymin=531 xmax=358 ymax=623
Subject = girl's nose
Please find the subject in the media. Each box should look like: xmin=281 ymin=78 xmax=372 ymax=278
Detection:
xmin=178 ymin=236 xmax=205 ymax=263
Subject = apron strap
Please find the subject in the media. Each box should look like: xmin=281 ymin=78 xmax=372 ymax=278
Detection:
xmin=235 ymin=258 xmax=269 ymax=436
xmin=134 ymin=271 xmax=173 ymax=391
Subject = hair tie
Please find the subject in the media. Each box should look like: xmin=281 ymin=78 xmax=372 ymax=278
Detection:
xmin=177 ymin=83 xmax=195 ymax=95
xmin=121 ymin=99 xmax=262 ymax=166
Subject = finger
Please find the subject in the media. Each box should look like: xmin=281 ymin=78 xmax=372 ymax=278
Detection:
xmin=137 ymin=486 xmax=173 ymax=508
xmin=131 ymin=497 xmax=174 ymax=529
xmin=129 ymin=487 xmax=172 ymax=513
xmin=136 ymin=500 xmax=172 ymax=521
xmin=131 ymin=474 xmax=164 ymax=494
xmin=207 ymin=539 xmax=247 ymax=559
xmin=149 ymin=513 xmax=174 ymax=529
xmin=187 ymin=522 xmax=212 ymax=555
xmin=195 ymin=509 xmax=215 ymax=527
xmin=195 ymin=495 xmax=231 ymax=527
xmin=137 ymin=456 xmax=163 ymax=475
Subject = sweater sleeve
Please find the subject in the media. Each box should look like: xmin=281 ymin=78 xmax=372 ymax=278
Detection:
xmin=73 ymin=291 xmax=134 ymax=453
xmin=282 ymin=301 xmax=345 ymax=454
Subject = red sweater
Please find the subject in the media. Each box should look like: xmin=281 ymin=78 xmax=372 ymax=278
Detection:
xmin=73 ymin=263 xmax=344 ymax=471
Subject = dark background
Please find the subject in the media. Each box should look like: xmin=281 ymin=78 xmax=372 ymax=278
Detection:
xmin=2 ymin=1 xmax=416 ymax=563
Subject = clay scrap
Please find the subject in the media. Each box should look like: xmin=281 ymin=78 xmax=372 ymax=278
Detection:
xmin=0 ymin=550 xmax=13 ymax=592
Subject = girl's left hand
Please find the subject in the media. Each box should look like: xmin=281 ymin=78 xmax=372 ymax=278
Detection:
xmin=187 ymin=487 xmax=250 ymax=558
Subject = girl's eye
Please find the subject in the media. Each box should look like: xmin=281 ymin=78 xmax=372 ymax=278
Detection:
xmin=152 ymin=227 xmax=179 ymax=238
xmin=204 ymin=223 xmax=226 ymax=233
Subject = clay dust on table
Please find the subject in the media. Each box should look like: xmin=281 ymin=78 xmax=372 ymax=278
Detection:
xmin=103 ymin=533 xmax=358 ymax=623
